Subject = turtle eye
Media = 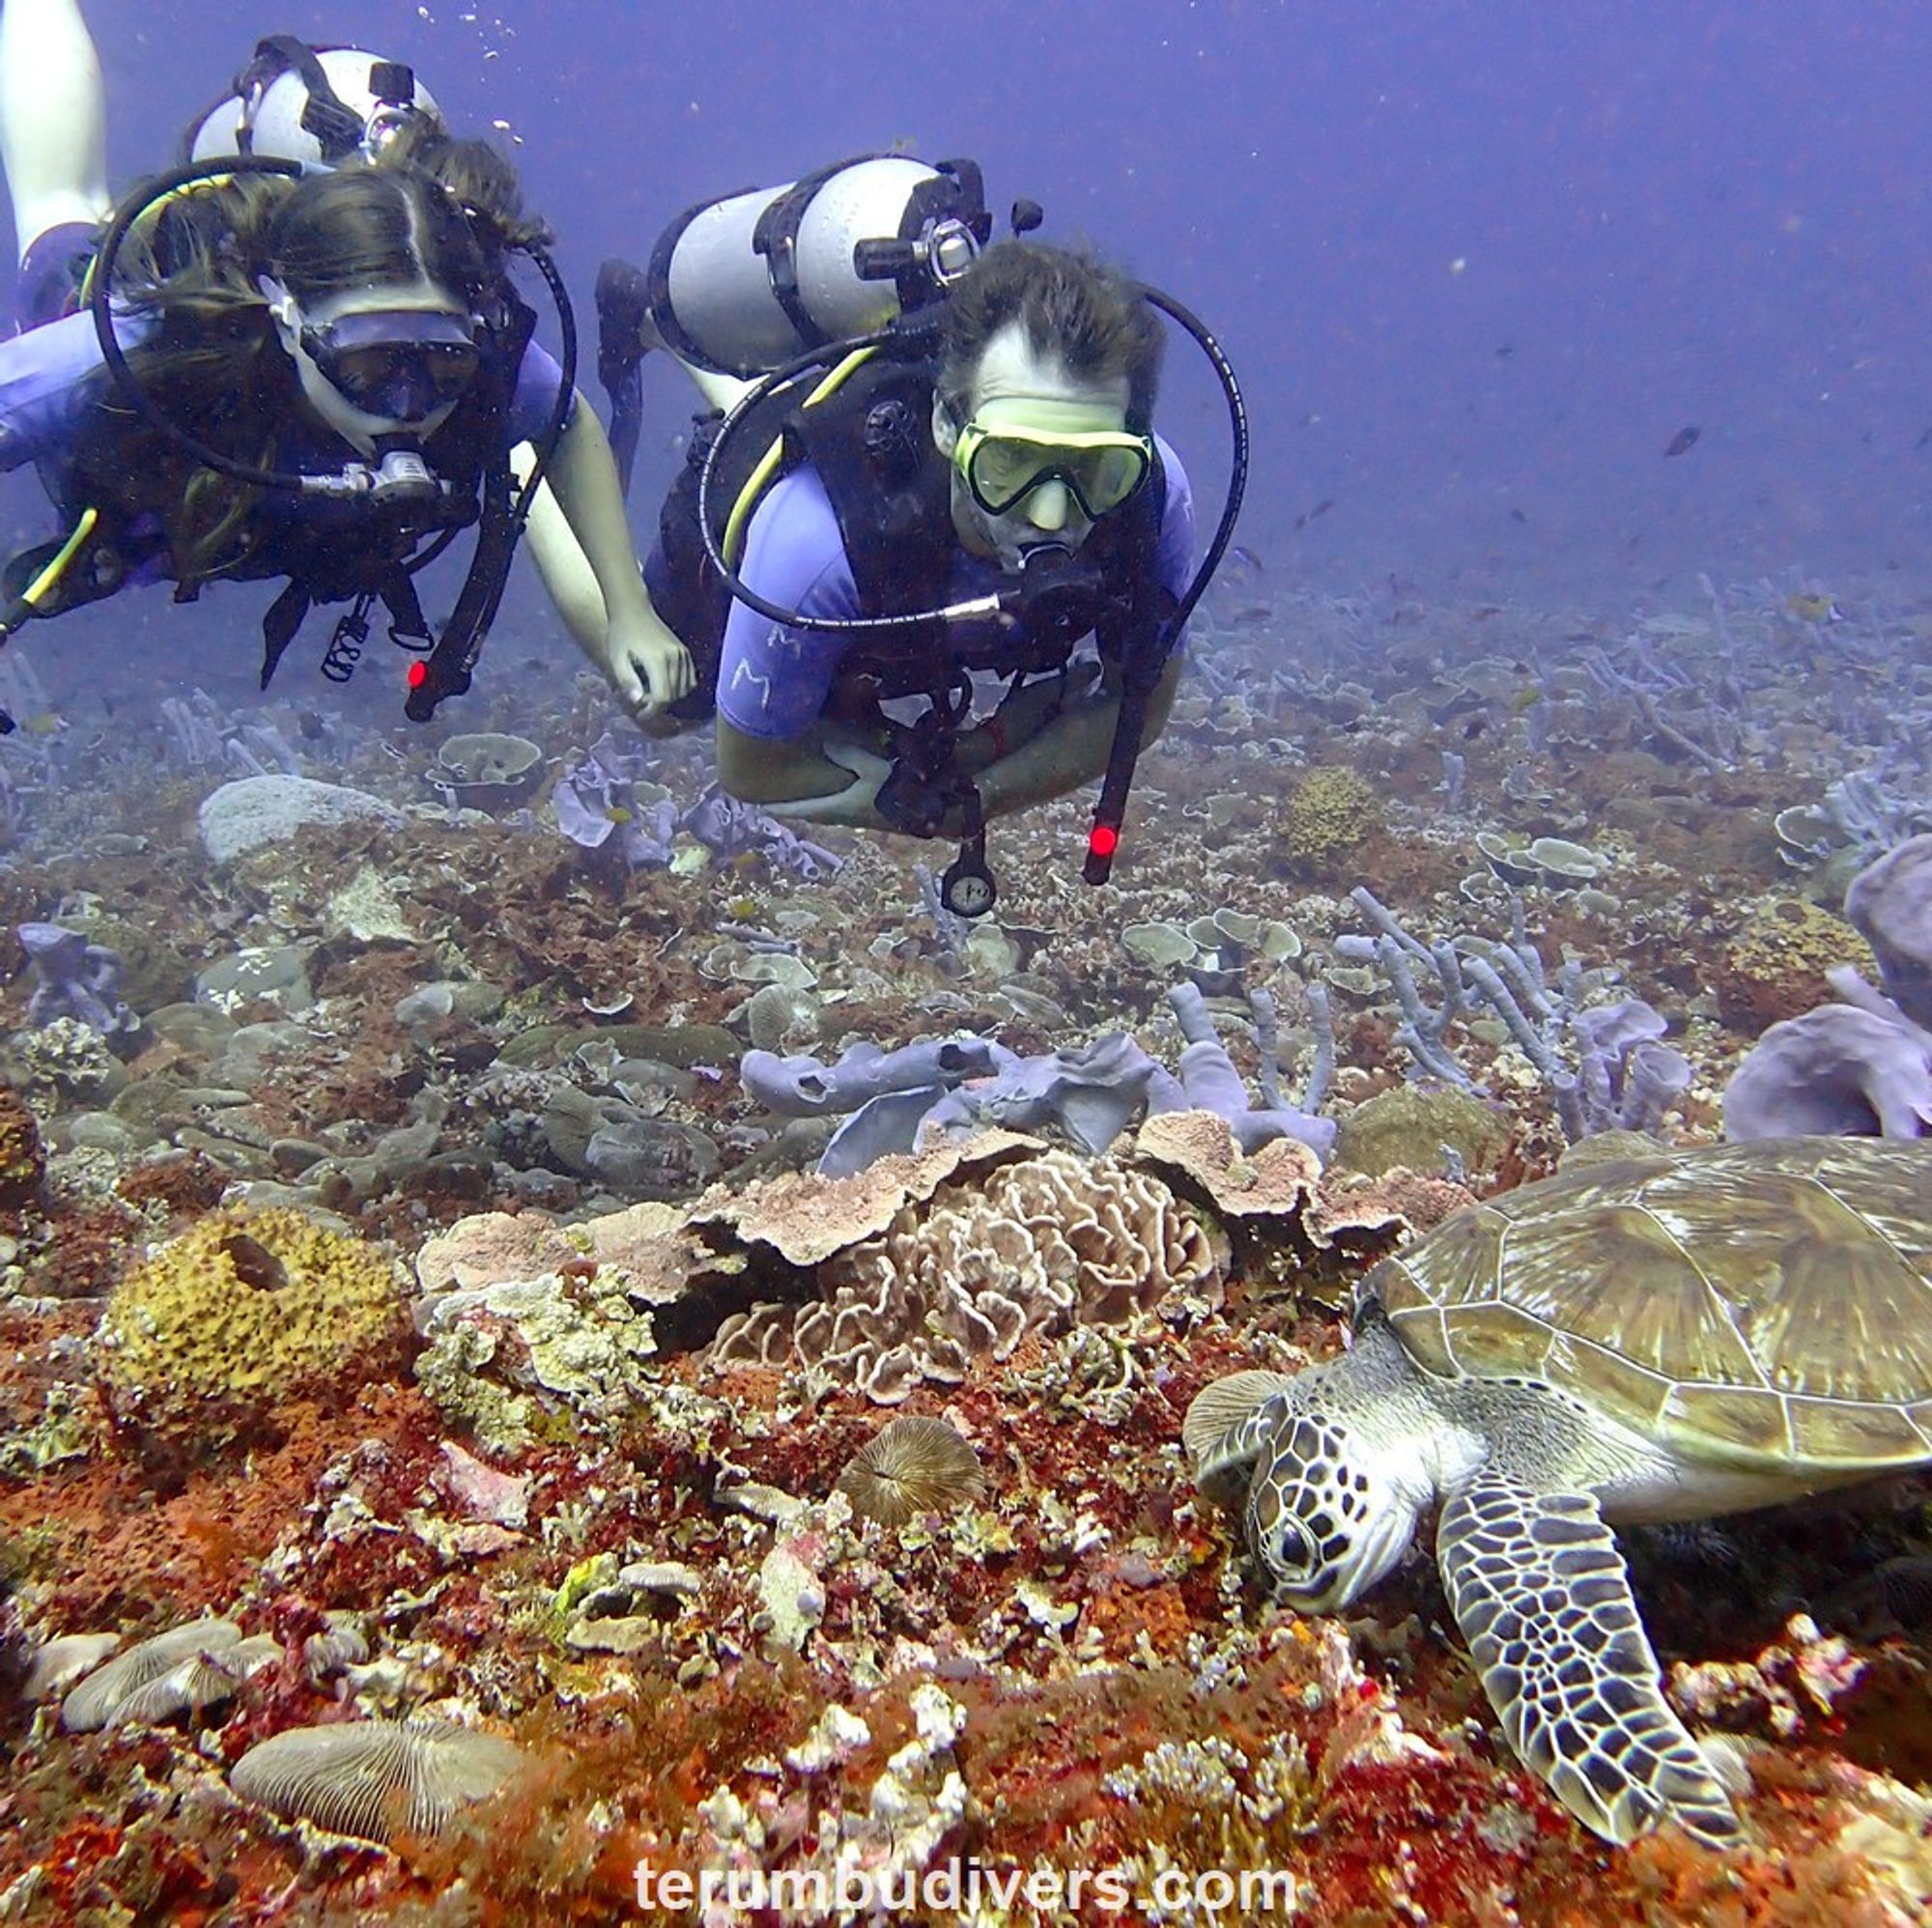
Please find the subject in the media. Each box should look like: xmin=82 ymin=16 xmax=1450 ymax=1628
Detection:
xmin=1267 ymin=1520 xmax=1317 ymax=1578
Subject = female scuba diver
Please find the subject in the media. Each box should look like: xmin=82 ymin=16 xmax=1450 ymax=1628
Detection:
xmin=0 ymin=0 xmax=693 ymax=720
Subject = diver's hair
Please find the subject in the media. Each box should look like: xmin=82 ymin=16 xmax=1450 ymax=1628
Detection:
xmin=62 ymin=129 xmax=548 ymax=588
xmin=936 ymin=240 xmax=1164 ymax=433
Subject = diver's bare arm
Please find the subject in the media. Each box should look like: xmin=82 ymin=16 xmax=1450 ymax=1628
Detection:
xmin=974 ymin=652 xmax=1183 ymax=822
xmin=534 ymin=401 xmax=694 ymax=711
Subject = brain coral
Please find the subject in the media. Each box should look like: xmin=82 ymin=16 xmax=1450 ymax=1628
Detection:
xmin=711 ymin=1149 xmax=1220 ymax=1403
xmin=100 ymin=1207 xmax=410 ymax=1464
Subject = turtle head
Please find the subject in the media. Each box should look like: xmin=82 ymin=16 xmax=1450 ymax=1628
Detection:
xmin=1244 ymin=1393 xmax=1428 ymax=1612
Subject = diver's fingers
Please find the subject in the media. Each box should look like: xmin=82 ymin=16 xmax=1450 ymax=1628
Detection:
xmin=607 ymin=653 xmax=647 ymax=711
xmin=648 ymin=644 xmax=695 ymax=702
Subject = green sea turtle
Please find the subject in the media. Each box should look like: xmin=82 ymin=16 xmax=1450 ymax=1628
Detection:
xmin=1184 ymin=1136 xmax=1932 ymax=1848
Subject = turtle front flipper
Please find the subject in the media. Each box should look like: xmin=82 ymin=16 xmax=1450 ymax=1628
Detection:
xmin=1435 ymin=1474 xmax=1743 ymax=1849
xmin=1183 ymin=1370 xmax=1298 ymax=1512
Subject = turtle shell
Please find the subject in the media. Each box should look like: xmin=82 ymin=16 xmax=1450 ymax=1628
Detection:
xmin=1369 ymin=1136 xmax=1932 ymax=1473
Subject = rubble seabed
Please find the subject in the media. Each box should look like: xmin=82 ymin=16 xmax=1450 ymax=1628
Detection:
xmin=0 ymin=575 xmax=1928 ymax=1925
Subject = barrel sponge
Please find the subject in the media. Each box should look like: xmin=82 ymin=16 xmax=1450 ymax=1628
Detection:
xmin=100 ymin=1207 xmax=410 ymax=1460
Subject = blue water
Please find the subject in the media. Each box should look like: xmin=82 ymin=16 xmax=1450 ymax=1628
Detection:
xmin=6 ymin=0 xmax=1931 ymax=709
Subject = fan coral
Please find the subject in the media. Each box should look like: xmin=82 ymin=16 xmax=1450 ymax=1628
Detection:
xmin=712 ymin=1148 xmax=1219 ymax=1403
xmin=99 ymin=1207 xmax=411 ymax=1466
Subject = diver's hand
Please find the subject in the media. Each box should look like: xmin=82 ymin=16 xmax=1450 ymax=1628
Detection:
xmin=603 ymin=617 xmax=696 ymax=719
xmin=760 ymin=745 xmax=895 ymax=828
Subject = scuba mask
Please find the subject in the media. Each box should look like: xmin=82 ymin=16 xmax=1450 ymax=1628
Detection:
xmin=295 ymin=308 xmax=483 ymax=424
xmin=952 ymin=418 xmax=1153 ymax=522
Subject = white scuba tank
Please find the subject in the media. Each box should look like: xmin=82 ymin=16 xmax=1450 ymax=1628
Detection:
xmin=185 ymin=45 xmax=441 ymax=167
xmin=646 ymin=155 xmax=988 ymax=377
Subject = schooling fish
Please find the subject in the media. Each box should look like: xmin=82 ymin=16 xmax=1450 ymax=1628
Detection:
xmin=1662 ymin=425 xmax=1700 ymax=458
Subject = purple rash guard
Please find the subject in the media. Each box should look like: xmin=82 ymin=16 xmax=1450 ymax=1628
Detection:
xmin=717 ymin=436 xmax=1197 ymax=741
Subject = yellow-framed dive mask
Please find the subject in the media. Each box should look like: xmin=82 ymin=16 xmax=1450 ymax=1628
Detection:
xmin=952 ymin=419 xmax=1154 ymax=520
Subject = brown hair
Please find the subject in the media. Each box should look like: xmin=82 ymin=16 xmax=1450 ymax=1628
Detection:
xmin=65 ymin=128 xmax=547 ymax=587
xmin=936 ymin=240 xmax=1165 ymax=432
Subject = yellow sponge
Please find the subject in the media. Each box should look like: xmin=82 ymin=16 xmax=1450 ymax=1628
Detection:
xmin=100 ymin=1207 xmax=410 ymax=1463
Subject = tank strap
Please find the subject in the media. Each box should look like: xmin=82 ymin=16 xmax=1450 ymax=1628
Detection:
xmin=785 ymin=354 xmax=955 ymax=626
xmin=750 ymin=156 xmax=871 ymax=351
xmin=234 ymin=38 xmax=364 ymax=161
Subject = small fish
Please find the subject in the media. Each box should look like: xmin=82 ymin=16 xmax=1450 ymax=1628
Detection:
xmin=1460 ymin=716 xmax=1488 ymax=741
xmin=1785 ymin=591 xmax=1843 ymax=625
xmin=1293 ymin=498 xmax=1335 ymax=530
xmin=297 ymin=710 xmax=326 ymax=741
xmin=16 ymin=710 xmax=64 ymax=737
xmin=1508 ymin=507 xmax=1527 ymax=524
xmin=1916 ymin=426 xmax=1932 ymax=452
xmin=1662 ymin=425 xmax=1700 ymax=458
xmin=606 ymin=806 xmax=633 ymax=826
xmin=1494 ymin=343 xmax=1514 ymax=359
xmin=1205 ymin=545 xmax=1268 ymax=626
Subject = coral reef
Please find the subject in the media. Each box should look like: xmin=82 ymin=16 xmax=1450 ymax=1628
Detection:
xmin=0 ymin=572 xmax=1928 ymax=1922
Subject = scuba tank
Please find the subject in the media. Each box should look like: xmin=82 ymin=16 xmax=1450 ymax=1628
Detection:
xmin=645 ymin=156 xmax=989 ymax=379
xmin=183 ymin=40 xmax=441 ymax=167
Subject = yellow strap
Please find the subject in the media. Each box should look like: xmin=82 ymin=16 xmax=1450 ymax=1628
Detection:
xmin=721 ymin=346 xmax=880 ymax=568
xmin=17 ymin=507 xmax=100 ymax=610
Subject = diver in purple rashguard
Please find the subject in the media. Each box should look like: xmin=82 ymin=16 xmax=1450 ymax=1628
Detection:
xmin=590 ymin=160 xmax=1248 ymax=915
xmin=0 ymin=1 xmax=690 ymax=723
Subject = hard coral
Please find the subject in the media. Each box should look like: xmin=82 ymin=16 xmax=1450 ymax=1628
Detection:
xmin=99 ymin=1206 xmax=410 ymax=1467
xmin=1278 ymin=765 xmax=1382 ymax=872
xmin=713 ymin=1148 xmax=1219 ymax=1403
xmin=1333 ymin=1082 xmax=1514 ymax=1178
xmin=0 ymin=1083 xmax=45 ymax=1215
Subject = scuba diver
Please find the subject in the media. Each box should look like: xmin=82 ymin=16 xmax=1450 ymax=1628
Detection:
xmin=590 ymin=156 xmax=1245 ymax=915
xmin=0 ymin=1 xmax=692 ymax=723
